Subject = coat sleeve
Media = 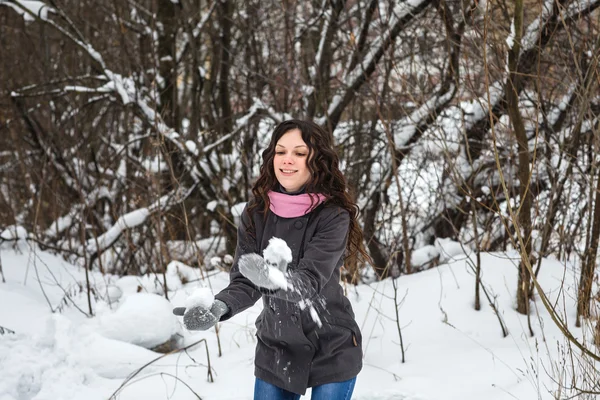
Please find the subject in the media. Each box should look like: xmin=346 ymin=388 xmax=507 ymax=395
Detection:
xmin=269 ymin=206 xmax=350 ymax=302
xmin=214 ymin=205 xmax=262 ymax=321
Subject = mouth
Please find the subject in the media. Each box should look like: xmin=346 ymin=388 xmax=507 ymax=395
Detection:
xmin=279 ymin=169 xmax=297 ymax=176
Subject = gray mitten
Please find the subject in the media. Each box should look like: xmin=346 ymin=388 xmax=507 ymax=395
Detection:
xmin=239 ymin=253 xmax=273 ymax=289
xmin=239 ymin=238 xmax=292 ymax=291
xmin=239 ymin=253 xmax=288 ymax=290
xmin=181 ymin=299 xmax=229 ymax=331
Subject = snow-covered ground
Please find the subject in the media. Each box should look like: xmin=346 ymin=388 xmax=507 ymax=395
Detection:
xmin=0 ymin=239 xmax=596 ymax=400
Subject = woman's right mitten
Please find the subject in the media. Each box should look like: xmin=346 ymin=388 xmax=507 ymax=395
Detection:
xmin=183 ymin=299 xmax=228 ymax=331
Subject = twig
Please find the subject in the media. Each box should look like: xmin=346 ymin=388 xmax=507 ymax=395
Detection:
xmin=108 ymin=338 xmax=212 ymax=399
xmin=391 ymin=277 xmax=406 ymax=363
xmin=0 ymin=247 xmax=5 ymax=283
xmin=0 ymin=325 xmax=15 ymax=335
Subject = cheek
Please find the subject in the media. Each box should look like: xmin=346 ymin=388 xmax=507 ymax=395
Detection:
xmin=301 ymin=161 xmax=311 ymax=179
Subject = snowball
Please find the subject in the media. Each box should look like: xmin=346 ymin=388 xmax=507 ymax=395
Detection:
xmin=185 ymin=287 xmax=214 ymax=310
xmin=263 ymin=237 xmax=293 ymax=266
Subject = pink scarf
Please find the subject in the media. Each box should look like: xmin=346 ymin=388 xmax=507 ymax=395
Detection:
xmin=267 ymin=191 xmax=327 ymax=218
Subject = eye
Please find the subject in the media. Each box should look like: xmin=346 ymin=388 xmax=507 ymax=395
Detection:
xmin=275 ymin=151 xmax=285 ymax=155
xmin=296 ymin=153 xmax=307 ymax=157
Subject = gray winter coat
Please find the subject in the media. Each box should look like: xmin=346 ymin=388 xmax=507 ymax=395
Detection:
xmin=215 ymin=201 xmax=363 ymax=395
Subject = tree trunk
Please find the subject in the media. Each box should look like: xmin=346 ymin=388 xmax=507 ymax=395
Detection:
xmin=363 ymin=188 xmax=390 ymax=278
xmin=216 ymin=0 xmax=234 ymax=139
xmin=158 ymin=0 xmax=179 ymax=129
xmin=577 ymin=156 xmax=600 ymax=322
xmin=506 ymin=0 xmax=533 ymax=316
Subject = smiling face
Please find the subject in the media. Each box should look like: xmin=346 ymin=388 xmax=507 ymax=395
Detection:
xmin=273 ymin=128 xmax=312 ymax=192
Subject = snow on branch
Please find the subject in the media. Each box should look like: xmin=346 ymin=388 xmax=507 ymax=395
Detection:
xmin=7 ymin=5 xmax=202 ymax=185
xmin=454 ymin=0 xmax=590 ymax=145
xmin=310 ymin=0 xmax=333 ymax=81
xmin=192 ymin=1 xmax=216 ymax=39
xmin=566 ymin=0 xmax=600 ymax=17
xmin=86 ymin=209 xmax=150 ymax=255
xmin=542 ymin=84 xmax=578 ymax=129
xmin=11 ymin=85 xmax=113 ymax=99
xmin=0 ymin=0 xmax=54 ymax=21
xmin=521 ymin=0 xmax=600 ymax=55
xmin=84 ymin=185 xmax=197 ymax=255
xmin=200 ymin=98 xmax=286 ymax=153
xmin=521 ymin=0 xmax=555 ymax=51
xmin=176 ymin=1 xmax=217 ymax=63
xmin=44 ymin=186 xmax=111 ymax=239
xmin=321 ymin=0 xmax=433 ymax=128
xmin=393 ymin=85 xmax=456 ymax=149
xmin=340 ymin=0 xmax=429 ymax=89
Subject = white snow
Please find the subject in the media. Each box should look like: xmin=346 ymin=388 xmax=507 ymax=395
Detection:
xmin=185 ymin=140 xmax=198 ymax=155
xmin=521 ymin=0 xmax=555 ymax=51
xmin=207 ymin=200 xmax=218 ymax=211
xmin=262 ymin=237 xmax=293 ymax=290
xmin=185 ymin=287 xmax=214 ymax=310
xmin=209 ymin=256 xmax=222 ymax=268
xmin=263 ymin=237 xmax=293 ymax=267
xmin=506 ymin=21 xmax=515 ymax=49
xmin=393 ymin=87 xmax=455 ymax=150
xmin=86 ymin=208 xmax=150 ymax=253
xmin=410 ymin=245 xmax=439 ymax=268
xmin=166 ymin=260 xmax=198 ymax=285
xmin=434 ymin=237 xmax=468 ymax=263
xmin=309 ymin=305 xmax=322 ymax=328
xmin=93 ymin=292 xmax=181 ymax=349
xmin=1 ymin=239 xmax=599 ymax=400
xmin=0 ymin=225 xmax=28 ymax=240
xmin=0 ymin=0 xmax=54 ymax=21
xmin=231 ymin=202 xmax=247 ymax=219
xmin=267 ymin=268 xmax=288 ymax=290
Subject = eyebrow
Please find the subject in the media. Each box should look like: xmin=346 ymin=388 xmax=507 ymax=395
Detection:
xmin=276 ymin=144 xmax=308 ymax=148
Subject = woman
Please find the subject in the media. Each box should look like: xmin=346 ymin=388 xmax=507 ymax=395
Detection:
xmin=181 ymin=119 xmax=370 ymax=399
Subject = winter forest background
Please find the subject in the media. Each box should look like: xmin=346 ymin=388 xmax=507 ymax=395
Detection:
xmin=1 ymin=0 xmax=600 ymax=399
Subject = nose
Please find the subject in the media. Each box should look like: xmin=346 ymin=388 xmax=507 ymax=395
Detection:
xmin=282 ymin=155 xmax=294 ymax=164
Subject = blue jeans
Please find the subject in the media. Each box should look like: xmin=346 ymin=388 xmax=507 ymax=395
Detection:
xmin=253 ymin=377 xmax=356 ymax=400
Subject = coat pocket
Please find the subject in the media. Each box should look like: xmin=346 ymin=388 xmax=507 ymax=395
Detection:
xmin=324 ymin=316 xmax=362 ymax=348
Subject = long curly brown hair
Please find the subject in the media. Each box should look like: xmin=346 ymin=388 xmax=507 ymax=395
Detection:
xmin=248 ymin=119 xmax=371 ymax=269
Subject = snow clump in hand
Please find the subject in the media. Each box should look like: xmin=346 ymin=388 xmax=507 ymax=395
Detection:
xmin=185 ymin=287 xmax=214 ymax=311
xmin=263 ymin=237 xmax=293 ymax=290
xmin=263 ymin=237 xmax=293 ymax=272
